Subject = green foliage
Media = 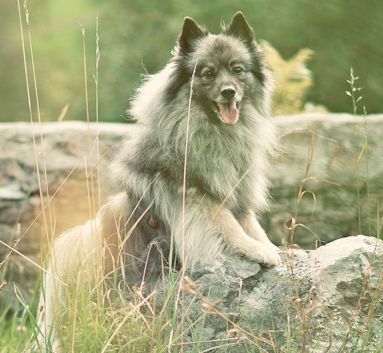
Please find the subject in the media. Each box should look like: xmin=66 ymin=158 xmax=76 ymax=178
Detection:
xmin=1 ymin=0 xmax=382 ymax=122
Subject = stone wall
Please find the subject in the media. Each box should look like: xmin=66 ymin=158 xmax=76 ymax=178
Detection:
xmin=1 ymin=114 xmax=381 ymax=258
xmin=268 ymin=114 xmax=382 ymax=247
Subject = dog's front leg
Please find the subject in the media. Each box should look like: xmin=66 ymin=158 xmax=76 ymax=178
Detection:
xmin=212 ymin=207 xmax=281 ymax=266
xmin=240 ymin=211 xmax=280 ymax=252
xmin=172 ymin=196 xmax=281 ymax=268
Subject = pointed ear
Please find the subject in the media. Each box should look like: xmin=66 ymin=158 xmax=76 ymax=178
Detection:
xmin=178 ymin=17 xmax=208 ymax=53
xmin=227 ymin=11 xmax=255 ymax=42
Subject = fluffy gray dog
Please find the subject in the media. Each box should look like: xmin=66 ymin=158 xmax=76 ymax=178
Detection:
xmin=34 ymin=12 xmax=281 ymax=352
xmin=113 ymin=11 xmax=281 ymax=269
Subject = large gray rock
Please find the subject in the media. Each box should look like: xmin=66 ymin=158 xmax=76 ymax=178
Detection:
xmin=178 ymin=235 xmax=383 ymax=353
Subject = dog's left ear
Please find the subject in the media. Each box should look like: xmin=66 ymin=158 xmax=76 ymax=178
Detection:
xmin=178 ymin=17 xmax=208 ymax=53
xmin=226 ymin=11 xmax=255 ymax=42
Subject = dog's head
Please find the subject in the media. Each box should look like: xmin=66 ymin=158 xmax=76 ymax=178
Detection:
xmin=166 ymin=12 xmax=272 ymax=125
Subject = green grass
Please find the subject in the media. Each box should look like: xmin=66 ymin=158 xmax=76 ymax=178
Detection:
xmin=0 ymin=306 xmax=33 ymax=353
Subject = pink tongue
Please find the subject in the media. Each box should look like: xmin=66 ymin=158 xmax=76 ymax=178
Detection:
xmin=217 ymin=102 xmax=239 ymax=124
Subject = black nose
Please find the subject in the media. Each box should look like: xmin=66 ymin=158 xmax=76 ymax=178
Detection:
xmin=221 ymin=88 xmax=236 ymax=99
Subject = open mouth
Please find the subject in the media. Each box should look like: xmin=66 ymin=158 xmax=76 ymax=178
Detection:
xmin=213 ymin=100 xmax=241 ymax=125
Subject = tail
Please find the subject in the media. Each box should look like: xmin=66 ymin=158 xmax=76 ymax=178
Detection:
xmin=30 ymin=193 xmax=127 ymax=352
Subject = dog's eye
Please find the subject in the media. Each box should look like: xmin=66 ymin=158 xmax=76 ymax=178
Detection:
xmin=233 ymin=66 xmax=244 ymax=75
xmin=201 ymin=68 xmax=214 ymax=80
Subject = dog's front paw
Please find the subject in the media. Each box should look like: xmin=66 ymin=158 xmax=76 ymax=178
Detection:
xmin=260 ymin=245 xmax=282 ymax=267
xmin=246 ymin=241 xmax=282 ymax=267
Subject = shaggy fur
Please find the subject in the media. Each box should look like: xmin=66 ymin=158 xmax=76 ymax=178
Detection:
xmin=33 ymin=12 xmax=281 ymax=352
xmin=112 ymin=11 xmax=281 ymax=269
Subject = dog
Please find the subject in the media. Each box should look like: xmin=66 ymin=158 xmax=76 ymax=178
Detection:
xmin=33 ymin=11 xmax=281 ymax=352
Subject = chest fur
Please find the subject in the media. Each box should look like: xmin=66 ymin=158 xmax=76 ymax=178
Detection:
xmin=184 ymin=122 xmax=255 ymax=204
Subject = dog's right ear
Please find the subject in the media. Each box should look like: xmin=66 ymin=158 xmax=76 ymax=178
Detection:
xmin=178 ymin=17 xmax=208 ymax=54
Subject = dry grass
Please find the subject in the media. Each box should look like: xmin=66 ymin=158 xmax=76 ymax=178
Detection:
xmin=1 ymin=4 xmax=383 ymax=353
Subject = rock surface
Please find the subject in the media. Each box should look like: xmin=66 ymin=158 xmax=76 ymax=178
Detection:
xmin=179 ymin=235 xmax=383 ymax=353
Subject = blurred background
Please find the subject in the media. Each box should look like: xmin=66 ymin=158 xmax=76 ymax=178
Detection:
xmin=1 ymin=0 xmax=382 ymax=123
